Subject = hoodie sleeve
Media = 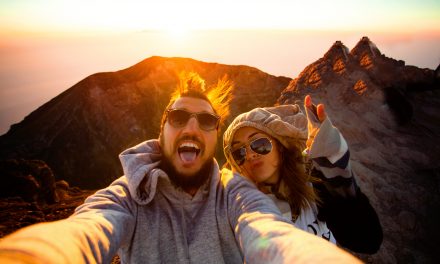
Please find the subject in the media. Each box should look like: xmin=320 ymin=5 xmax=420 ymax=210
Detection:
xmin=308 ymin=117 xmax=353 ymax=183
xmin=315 ymin=181 xmax=383 ymax=254
xmin=0 ymin=176 xmax=136 ymax=264
xmin=222 ymin=170 xmax=361 ymax=264
xmin=308 ymin=120 xmax=383 ymax=253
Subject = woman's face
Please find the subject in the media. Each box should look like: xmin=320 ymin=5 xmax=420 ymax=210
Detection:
xmin=230 ymin=126 xmax=281 ymax=184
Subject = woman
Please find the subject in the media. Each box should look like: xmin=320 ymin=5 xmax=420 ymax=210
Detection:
xmin=223 ymin=95 xmax=383 ymax=254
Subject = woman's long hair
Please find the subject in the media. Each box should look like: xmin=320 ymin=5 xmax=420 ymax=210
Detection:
xmin=270 ymin=142 xmax=320 ymax=218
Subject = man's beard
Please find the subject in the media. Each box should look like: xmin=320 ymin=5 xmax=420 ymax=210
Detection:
xmin=159 ymin=151 xmax=213 ymax=191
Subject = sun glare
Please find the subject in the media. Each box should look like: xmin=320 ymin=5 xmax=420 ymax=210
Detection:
xmin=2 ymin=1 xmax=439 ymax=34
xmin=166 ymin=26 xmax=189 ymax=39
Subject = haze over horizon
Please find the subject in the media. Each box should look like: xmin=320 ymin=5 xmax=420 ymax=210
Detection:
xmin=1 ymin=0 xmax=439 ymax=135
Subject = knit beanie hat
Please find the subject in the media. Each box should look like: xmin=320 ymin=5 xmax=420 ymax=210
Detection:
xmin=223 ymin=104 xmax=308 ymax=170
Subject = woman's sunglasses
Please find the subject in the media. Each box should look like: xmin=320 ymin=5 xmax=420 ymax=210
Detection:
xmin=231 ymin=137 xmax=273 ymax=166
xmin=166 ymin=109 xmax=220 ymax=131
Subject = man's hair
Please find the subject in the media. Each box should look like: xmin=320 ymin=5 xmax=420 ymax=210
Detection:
xmin=160 ymin=71 xmax=233 ymax=131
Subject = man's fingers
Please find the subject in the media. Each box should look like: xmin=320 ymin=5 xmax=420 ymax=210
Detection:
xmin=317 ymin=104 xmax=326 ymax=122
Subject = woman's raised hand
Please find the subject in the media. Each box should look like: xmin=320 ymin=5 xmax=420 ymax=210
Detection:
xmin=304 ymin=95 xmax=327 ymax=149
xmin=304 ymin=95 xmax=326 ymax=122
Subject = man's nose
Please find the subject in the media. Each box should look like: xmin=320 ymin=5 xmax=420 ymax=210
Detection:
xmin=182 ymin=116 xmax=200 ymax=132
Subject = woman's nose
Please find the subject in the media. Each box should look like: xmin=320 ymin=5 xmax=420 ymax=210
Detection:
xmin=245 ymin=146 xmax=258 ymax=161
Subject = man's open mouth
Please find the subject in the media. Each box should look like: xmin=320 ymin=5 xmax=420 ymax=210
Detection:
xmin=178 ymin=142 xmax=201 ymax=163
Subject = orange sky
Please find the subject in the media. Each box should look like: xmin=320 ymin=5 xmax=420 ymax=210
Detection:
xmin=1 ymin=1 xmax=440 ymax=135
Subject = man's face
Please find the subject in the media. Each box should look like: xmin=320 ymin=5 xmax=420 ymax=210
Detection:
xmin=160 ymin=97 xmax=218 ymax=183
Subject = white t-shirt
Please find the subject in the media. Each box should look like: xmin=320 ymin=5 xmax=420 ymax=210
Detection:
xmin=267 ymin=193 xmax=336 ymax=244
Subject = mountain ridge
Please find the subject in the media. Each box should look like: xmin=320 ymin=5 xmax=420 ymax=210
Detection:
xmin=0 ymin=56 xmax=290 ymax=188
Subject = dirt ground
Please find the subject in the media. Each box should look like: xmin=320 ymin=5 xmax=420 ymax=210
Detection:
xmin=0 ymin=188 xmax=95 ymax=238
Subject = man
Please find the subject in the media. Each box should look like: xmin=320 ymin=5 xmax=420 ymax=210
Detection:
xmin=0 ymin=73 xmax=360 ymax=263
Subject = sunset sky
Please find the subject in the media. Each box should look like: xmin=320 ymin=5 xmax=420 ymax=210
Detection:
xmin=1 ymin=0 xmax=440 ymax=134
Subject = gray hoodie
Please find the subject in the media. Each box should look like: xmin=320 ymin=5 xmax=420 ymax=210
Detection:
xmin=110 ymin=139 xmax=284 ymax=263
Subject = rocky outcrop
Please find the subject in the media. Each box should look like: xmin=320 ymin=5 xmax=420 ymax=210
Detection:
xmin=278 ymin=37 xmax=440 ymax=263
xmin=0 ymin=188 xmax=95 ymax=238
xmin=0 ymin=57 xmax=290 ymax=189
xmin=0 ymin=159 xmax=58 ymax=204
xmin=0 ymin=159 xmax=94 ymax=239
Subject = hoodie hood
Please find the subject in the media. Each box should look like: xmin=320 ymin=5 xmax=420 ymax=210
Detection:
xmin=119 ymin=139 xmax=164 ymax=205
xmin=119 ymin=139 xmax=219 ymax=205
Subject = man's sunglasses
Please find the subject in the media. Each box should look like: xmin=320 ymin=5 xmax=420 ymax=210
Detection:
xmin=166 ymin=109 xmax=220 ymax=131
xmin=231 ymin=137 xmax=273 ymax=166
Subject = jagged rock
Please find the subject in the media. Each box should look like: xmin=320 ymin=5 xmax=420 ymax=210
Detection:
xmin=397 ymin=210 xmax=417 ymax=231
xmin=324 ymin=40 xmax=351 ymax=63
xmin=351 ymin=36 xmax=382 ymax=60
xmin=278 ymin=37 xmax=440 ymax=263
xmin=55 ymin=180 xmax=71 ymax=200
xmin=0 ymin=159 xmax=58 ymax=204
xmin=353 ymin=79 xmax=368 ymax=95
xmin=56 ymin=180 xmax=70 ymax=190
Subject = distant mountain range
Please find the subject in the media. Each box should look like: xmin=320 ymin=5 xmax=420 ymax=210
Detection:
xmin=1 ymin=36 xmax=439 ymax=262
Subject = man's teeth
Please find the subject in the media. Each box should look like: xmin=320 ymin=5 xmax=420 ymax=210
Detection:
xmin=178 ymin=142 xmax=200 ymax=163
xmin=179 ymin=142 xmax=200 ymax=150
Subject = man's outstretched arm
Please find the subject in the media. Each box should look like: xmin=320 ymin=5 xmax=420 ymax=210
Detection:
xmin=0 ymin=176 xmax=136 ymax=264
xmin=224 ymin=169 xmax=362 ymax=264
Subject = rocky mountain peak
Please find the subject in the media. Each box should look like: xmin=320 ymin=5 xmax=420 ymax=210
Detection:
xmin=279 ymin=36 xmax=433 ymax=103
xmin=323 ymin=40 xmax=351 ymax=63
xmin=350 ymin=36 xmax=383 ymax=69
xmin=351 ymin=36 xmax=382 ymax=58
xmin=278 ymin=37 xmax=439 ymax=263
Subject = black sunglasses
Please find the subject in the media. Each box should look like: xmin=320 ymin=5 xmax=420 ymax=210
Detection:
xmin=231 ymin=137 xmax=273 ymax=166
xmin=166 ymin=109 xmax=220 ymax=131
